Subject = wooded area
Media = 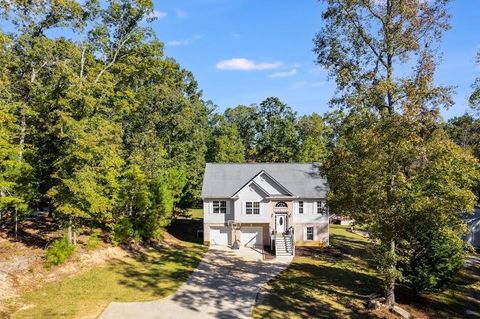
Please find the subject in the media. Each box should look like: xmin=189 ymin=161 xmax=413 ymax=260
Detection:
xmin=0 ymin=1 xmax=332 ymax=244
xmin=0 ymin=0 xmax=479 ymax=308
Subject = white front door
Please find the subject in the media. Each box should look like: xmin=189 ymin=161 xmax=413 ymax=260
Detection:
xmin=275 ymin=214 xmax=287 ymax=234
xmin=240 ymin=227 xmax=263 ymax=247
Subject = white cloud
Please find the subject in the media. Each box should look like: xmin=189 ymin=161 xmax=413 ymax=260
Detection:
xmin=166 ymin=34 xmax=202 ymax=47
xmin=290 ymin=81 xmax=325 ymax=89
xmin=216 ymin=58 xmax=282 ymax=71
xmin=176 ymin=9 xmax=188 ymax=18
xmin=268 ymin=69 xmax=298 ymax=78
xmin=148 ymin=10 xmax=167 ymax=19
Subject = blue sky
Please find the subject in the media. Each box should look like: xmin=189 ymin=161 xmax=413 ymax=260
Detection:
xmin=153 ymin=0 xmax=480 ymax=119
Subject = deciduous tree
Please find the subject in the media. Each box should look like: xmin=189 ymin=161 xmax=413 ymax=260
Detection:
xmin=315 ymin=0 xmax=477 ymax=304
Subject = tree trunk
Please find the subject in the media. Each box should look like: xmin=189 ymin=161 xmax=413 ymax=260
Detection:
xmin=19 ymin=113 xmax=26 ymax=161
xmin=67 ymin=224 xmax=73 ymax=244
xmin=385 ymin=239 xmax=396 ymax=306
xmin=14 ymin=208 xmax=18 ymax=241
xmin=73 ymin=228 xmax=77 ymax=246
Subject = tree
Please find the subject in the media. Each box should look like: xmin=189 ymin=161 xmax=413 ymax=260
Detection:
xmin=470 ymin=51 xmax=480 ymax=111
xmin=0 ymin=102 xmax=32 ymax=238
xmin=327 ymin=113 xmax=479 ymax=294
xmin=314 ymin=0 xmax=452 ymax=115
xmin=315 ymin=0 xmax=476 ymax=304
xmin=295 ymin=113 xmax=329 ymax=163
xmin=224 ymin=105 xmax=260 ymax=160
xmin=446 ymin=114 xmax=480 ymax=199
xmin=47 ymin=114 xmax=124 ymax=242
xmin=0 ymin=0 xmax=210 ymax=242
xmin=207 ymin=115 xmax=245 ymax=163
xmin=446 ymin=114 xmax=480 ymax=159
xmin=256 ymin=97 xmax=299 ymax=162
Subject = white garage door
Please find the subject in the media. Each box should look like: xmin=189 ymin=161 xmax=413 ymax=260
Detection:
xmin=209 ymin=227 xmax=229 ymax=245
xmin=240 ymin=227 xmax=263 ymax=247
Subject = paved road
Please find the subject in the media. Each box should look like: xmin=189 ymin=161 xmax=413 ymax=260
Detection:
xmin=100 ymin=246 xmax=293 ymax=319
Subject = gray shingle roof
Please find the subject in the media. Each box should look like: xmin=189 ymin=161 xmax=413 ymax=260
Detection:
xmin=201 ymin=163 xmax=329 ymax=198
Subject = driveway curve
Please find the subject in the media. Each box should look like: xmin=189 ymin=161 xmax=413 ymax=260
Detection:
xmin=100 ymin=246 xmax=292 ymax=319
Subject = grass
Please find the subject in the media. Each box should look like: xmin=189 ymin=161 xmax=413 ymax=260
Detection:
xmin=254 ymin=225 xmax=480 ymax=319
xmin=254 ymin=225 xmax=380 ymax=319
xmin=187 ymin=208 xmax=203 ymax=219
xmin=8 ymin=240 xmax=206 ymax=319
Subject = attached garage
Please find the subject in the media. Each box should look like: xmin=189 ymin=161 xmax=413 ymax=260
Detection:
xmin=209 ymin=227 xmax=229 ymax=245
xmin=240 ymin=227 xmax=263 ymax=247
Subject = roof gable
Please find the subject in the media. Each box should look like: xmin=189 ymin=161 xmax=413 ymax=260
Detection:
xmin=231 ymin=170 xmax=293 ymax=198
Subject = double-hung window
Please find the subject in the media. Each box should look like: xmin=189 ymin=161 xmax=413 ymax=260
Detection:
xmin=213 ymin=201 xmax=227 ymax=214
xmin=317 ymin=201 xmax=326 ymax=214
xmin=298 ymin=201 xmax=304 ymax=214
xmin=306 ymin=227 xmax=314 ymax=240
xmin=245 ymin=202 xmax=260 ymax=214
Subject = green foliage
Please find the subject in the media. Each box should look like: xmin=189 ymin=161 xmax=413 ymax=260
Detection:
xmin=86 ymin=231 xmax=102 ymax=250
xmin=45 ymin=236 xmax=76 ymax=267
xmin=0 ymin=0 xmax=210 ymax=241
xmin=256 ymin=97 xmax=299 ymax=162
xmin=207 ymin=116 xmax=245 ymax=163
xmin=446 ymin=113 xmax=480 ymax=200
xmin=470 ymin=51 xmax=480 ymax=111
xmin=113 ymin=218 xmax=140 ymax=243
xmin=295 ymin=113 xmax=329 ymax=163
xmin=399 ymin=227 xmax=469 ymax=292
xmin=327 ymin=112 xmax=480 ymax=297
xmin=224 ymin=105 xmax=260 ymax=160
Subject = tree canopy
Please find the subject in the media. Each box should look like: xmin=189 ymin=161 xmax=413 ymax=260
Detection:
xmin=315 ymin=0 xmax=479 ymax=304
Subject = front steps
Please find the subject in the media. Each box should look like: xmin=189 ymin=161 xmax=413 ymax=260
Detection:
xmin=275 ymin=235 xmax=295 ymax=256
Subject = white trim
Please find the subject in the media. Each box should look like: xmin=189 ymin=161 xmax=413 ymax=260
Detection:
xmin=230 ymin=170 xmax=294 ymax=197
xmin=304 ymin=226 xmax=314 ymax=241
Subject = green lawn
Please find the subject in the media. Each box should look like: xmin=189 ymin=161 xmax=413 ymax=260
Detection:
xmin=187 ymin=208 xmax=203 ymax=219
xmin=254 ymin=225 xmax=480 ymax=319
xmin=254 ymin=225 xmax=380 ymax=319
xmin=8 ymin=240 xmax=206 ymax=319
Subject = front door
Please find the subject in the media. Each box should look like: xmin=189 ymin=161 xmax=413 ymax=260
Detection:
xmin=275 ymin=214 xmax=287 ymax=234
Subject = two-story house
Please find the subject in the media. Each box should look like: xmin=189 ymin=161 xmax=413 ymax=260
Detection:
xmin=201 ymin=163 xmax=329 ymax=256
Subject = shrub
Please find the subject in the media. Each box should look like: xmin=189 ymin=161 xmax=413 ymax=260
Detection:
xmin=113 ymin=218 xmax=140 ymax=244
xmin=45 ymin=237 xmax=76 ymax=268
xmin=86 ymin=231 xmax=102 ymax=250
xmin=400 ymin=227 xmax=469 ymax=292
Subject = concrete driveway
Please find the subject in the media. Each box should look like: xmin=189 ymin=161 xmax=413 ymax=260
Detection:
xmin=100 ymin=246 xmax=293 ymax=319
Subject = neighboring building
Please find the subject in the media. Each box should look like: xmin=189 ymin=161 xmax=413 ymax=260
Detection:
xmin=201 ymin=163 xmax=329 ymax=256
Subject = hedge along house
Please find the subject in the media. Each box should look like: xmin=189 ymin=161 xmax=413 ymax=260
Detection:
xmin=201 ymin=163 xmax=329 ymax=256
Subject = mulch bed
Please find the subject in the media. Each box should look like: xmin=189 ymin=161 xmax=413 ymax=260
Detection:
xmin=295 ymin=246 xmax=345 ymax=259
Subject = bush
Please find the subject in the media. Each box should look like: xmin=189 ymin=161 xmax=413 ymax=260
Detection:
xmin=400 ymin=227 xmax=469 ymax=292
xmin=45 ymin=237 xmax=76 ymax=268
xmin=113 ymin=218 xmax=140 ymax=244
xmin=86 ymin=231 xmax=102 ymax=250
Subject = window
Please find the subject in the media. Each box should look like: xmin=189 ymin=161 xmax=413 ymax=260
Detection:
xmin=317 ymin=201 xmax=326 ymax=214
xmin=213 ymin=201 xmax=227 ymax=214
xmin=253 ymin=202 xmax=260 ymax=214
xmin=306 ymin=227 xmax=314 ymax=240
xmin=298 ymin=201 xmax=304 ymax=214
xmin=275 ymin=201 xmax=288 ymax=208
xmin=245 ymin=202 xmax=260 ymax=214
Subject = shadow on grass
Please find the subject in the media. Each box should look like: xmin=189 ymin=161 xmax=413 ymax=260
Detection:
xmin=256 ymin=260 xmax=382 ymax=319
xmin=167 ymin=218 xmax=203 ymax=244
xmin=2 ymin=216 xmax=61 ymax=249
xmin=330 ymin=234 xmax=371 ymax=259
xmin=255 ymin=229 xmax=382 ymax=319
